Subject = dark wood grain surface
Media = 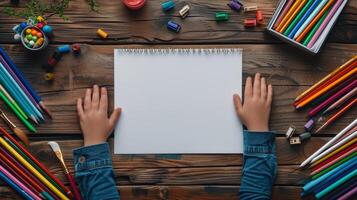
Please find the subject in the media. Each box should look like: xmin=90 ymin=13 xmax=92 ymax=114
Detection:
xmin=0 ymin=0 xmax=356 ymax=199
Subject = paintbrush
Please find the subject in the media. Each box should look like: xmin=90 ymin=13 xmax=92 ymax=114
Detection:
xmin=0 ymin=109 xmax=29 ymax=146
xmin=48 ymin=141 xmax=82 ymax=200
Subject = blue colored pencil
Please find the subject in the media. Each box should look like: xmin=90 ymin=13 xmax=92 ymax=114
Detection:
xmin=0 ymin=170 xmax=34 ymax=200
xmin=0 ymin=62 xmax=43 ymax=121
xmin=288 ymin=0 xmax=322 ymax=38
xmin=0 ymin=48 xmax=51 ymax=118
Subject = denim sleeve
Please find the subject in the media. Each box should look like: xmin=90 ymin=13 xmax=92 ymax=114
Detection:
xmin=73 ymin=143 xmax=120 ymax=200
xmin=239 ymin=130 xmax=277 ymax=200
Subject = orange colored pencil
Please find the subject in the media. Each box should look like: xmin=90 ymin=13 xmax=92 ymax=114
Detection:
xmin=315 ymin=98 xmax=357 ymax=133
xmin=296 ymin=0 xmax=336 ymax=42
xmin=295 ymin=68 xmax=357 ymax=108
xmin=275 ymin=0 xmax=304 ymax=32
xmin=279 ymin=0 xmax=308 ymax=33
xmin=295 ymin=56 xmax=357 ymax=102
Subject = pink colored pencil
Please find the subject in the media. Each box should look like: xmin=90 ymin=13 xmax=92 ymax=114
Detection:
xmin=308 ymin=79 xmax=357 ymax=117
xmin=323 ymin=87 xmax=357 ymax=115
xmin=337 ymin=186 xmax=357 ymax=200
xmin=307 ymin=0 xmax=344 ymax=48
xmin=0 ymin=164 xmax=42 ymax=200
xmin=273 ymin=0 xmax=294 ymax=29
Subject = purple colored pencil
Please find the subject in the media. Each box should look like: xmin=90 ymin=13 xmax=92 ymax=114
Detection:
xmin=338 ymin=185 xmax=357 ymax=200
xmin=329 ymin=178 xmax=357 ymax=199
xmin=273 ymin=0 xmax=294 ymax=29
xmin=307 ymin=0 xmax=344 ymax=48
xmin=308 ymin=79 xmax=357 ymax=117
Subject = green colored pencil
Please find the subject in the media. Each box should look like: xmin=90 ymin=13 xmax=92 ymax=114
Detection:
xmin=303 ymin=10 xmax=330 ymax=46
xmin=284 ymin=0 xmax=314 ymax=36
xmin=312 ymin=152 xmax=357 ymax=179
xmin=0 ymin=90 xmax=36 ymax=133
xmin=0 ymin=84 xmax=28 ymax=120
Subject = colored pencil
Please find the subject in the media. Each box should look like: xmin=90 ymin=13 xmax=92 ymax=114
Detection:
xmin=323 ymin=87 xmax=357 ymax=114
xmin=0 ymin=164 xmax=41 ymax=200
xmin=0 ymin=89 xmax=37 ymax=133
xmin=308 ymin=79 xmax=357 ymax=117
xmin=0 ymin=136 xmax=70 ymax=200
xmin=315 ymin=168 xmax=357 ymax=199
xmin=273 ymin=0 xmax=294 ymax=29
xmin=275 ymin=0 xmax=304 ymax=32
xmin=0 ymin=62 xmax=43 ymax=121
xmin=287 ymin=0 xmax=325 ymax=38
xmin=0 ymin=128 xmax=72 ymax=198
xmin=0 ymin=54 xmax=41 ymax=112
xmin=338 ymin=186 xmax=357 ymax=200
xmin=324 ymin=177 xmax=357 ymax=200
xmin=315 ymin=98 xmax=357 ymax=133
xmin=0 ymin=83 xmax=28 ymax=120
xmin=295 ymin=67 xmax=356 ymax=109
xmin=303 ymin=156 xmax=357 ymax=192
xmin=307 ymin=0 xmax=345 ymax=48
xmin=294 ymin=56 xmax=356 ymax=102
xmin=278 ymin=0 xmax=308 ymax=33
xmin=303 ymin=10 xmax=329 ymax=45
xmin=312 ymin=151 xmax=356 ymax=179
xmin=299 ymin=119 xmax=357 ymax=168
xmin=0 ymin=147 xmax=56 ymax=200
xmin=284 ymin=0 xmax=314 ymax=36
xmin=0 ymin=48 xmax=52 ymax=119
xmin=311 ymin=134 xmax=357 ymax=165
xmin=0 ymin=170 xmax=34 ymax=200
xmin=295 ymin=0 xmax=336 ymax=42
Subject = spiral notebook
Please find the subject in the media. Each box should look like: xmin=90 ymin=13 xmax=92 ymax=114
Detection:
xmin=114 ymin=48 xmax=243 ymax=154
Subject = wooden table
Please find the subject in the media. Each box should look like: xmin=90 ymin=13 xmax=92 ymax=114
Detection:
xmin=0 ymin=0 xmax=356 ymax=199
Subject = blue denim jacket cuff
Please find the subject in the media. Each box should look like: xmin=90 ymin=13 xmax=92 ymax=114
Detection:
xmin=243 ymin=130 xmax=276 ymax=154
xmin=73 ymin=143 xmax=112 ymax=172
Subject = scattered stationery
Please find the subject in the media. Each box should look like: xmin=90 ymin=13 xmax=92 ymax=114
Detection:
xmin=114 ymin=48 xmax=243 ymax=154
xmin=267 ymin=0 xmax=349 ymax=54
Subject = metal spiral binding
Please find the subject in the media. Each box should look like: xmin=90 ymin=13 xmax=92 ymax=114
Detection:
xmin=116 ymin=48 xmax=242 ymax=55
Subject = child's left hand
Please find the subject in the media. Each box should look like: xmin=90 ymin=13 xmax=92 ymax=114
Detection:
xmin=77 ymin=85 xmax=122 ymax=147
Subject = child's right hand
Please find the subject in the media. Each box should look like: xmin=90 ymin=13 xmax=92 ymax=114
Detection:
xmin=77 ymin=85 xmax=122 ymax=146
xmin=233 ymin=73 xmax=273 ymax=132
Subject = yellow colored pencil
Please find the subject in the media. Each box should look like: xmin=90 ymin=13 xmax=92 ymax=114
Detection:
xmin=295 ymin=56 xmax=357 ymax=102
xmin=276 ymin=0 xmax=304 ymax=32
xmin=296 ymin=67 xmax=357 ymax=108
xmin=0 ymin=136 xmax=70 ymax=200
xmin=279 ymin=0 xmax=308 ymax=33
xmin=311 ymin=138 xmax=357 ymax=167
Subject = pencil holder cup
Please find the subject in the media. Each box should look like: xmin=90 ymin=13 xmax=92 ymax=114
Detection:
xmin=20 ymin=26 xmax=48 ymax=51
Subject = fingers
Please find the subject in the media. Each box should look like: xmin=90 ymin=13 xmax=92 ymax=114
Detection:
xmin=109 ymin=108 xmax=122 ymax=130
xmin=77 ymin=98 xmax=84 ymax=118
xmin=253 ymin=73 xmax=261 ymax=98
xmin=99 ymin=87 xmax=108 ymax=113
xmin=92 ymin=85 xmax=100 ymax=109
xmin=84 ymin=88 xmax=92 ymax=111
xmin=261 ymin=77 xmax=267 ymax=100
xmin=233 ymin=94 xmax=243 ymax=116
xmin=267 ymin=84 xmax=273 ymax=105
xmin=245 ymin=76 xmax=253 ymax=98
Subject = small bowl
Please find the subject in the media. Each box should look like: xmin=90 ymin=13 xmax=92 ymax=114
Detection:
xmin=20 ymin=26 xmax=48 ymax=51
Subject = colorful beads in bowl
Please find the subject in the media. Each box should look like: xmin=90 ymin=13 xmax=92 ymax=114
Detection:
xmin=21 ymin=27 xmax=48 ymax=50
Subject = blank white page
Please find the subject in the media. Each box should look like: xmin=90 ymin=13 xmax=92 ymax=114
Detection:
xmin=114 ymin=48 xmax=243 ymax=154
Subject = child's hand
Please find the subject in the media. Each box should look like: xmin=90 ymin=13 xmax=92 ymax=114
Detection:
xmin=77 ymin=85 xmax=122 ymax=146
xmin=233 ymin=73 xmax=273 ymax=132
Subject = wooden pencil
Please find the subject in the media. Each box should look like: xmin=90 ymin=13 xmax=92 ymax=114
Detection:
xmin=315 ymin=98 xmax=357 ymax=133
xmin=275 ymin=0 xmax=304 ymax=32
xmin=279 ymin=0 xmax=308 ymax=33
xmin=323 ymin=87 xmax=357 ymax=114
xmin=273 ymin=0 xmax=294 ymax=29
xmin=295 ymin=56 xmax=357 ymax=102
xmin=0 ymin=167 xmax=34 ymax=200
xmin=295 ymin=68 xmax=356 ymax=109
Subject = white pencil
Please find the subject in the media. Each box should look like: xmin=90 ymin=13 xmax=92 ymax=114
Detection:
xmin=299 ymin=119 xmax=357 ymax=168
xmin=293 ymin=0 xmax=329 ymax=39
xmin=310 ymin=131 xmax=357 ymax=164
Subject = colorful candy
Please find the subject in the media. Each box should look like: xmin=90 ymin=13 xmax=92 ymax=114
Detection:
xmin=57 ymin=45 xmax=71 ymax=54
xmin=42 ymin=25 xmax=53 ymax=35
xmin=23 ymin=27 xmax=45 ymax=49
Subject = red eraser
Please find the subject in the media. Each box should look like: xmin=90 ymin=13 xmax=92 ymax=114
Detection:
xmin=256 ymin=10 xmax=264 ymax=24
xmin=244 ymin=19 xmax=257 ymax=27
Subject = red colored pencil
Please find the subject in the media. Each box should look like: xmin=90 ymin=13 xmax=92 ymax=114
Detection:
xmin=311 ymin=143 xmax=357 ymax=175
xmin=0 ymin=128 xmax=72 ymax=197
xmin=315 ymin=98 xmax=357 ymax=133
xmin=308 ymin=80 xmax=357 ymax=117
xmin=0 ymin=147 xmax=60 ymax=200
xmin=323 ymin=87 xmax=357 ymax=115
